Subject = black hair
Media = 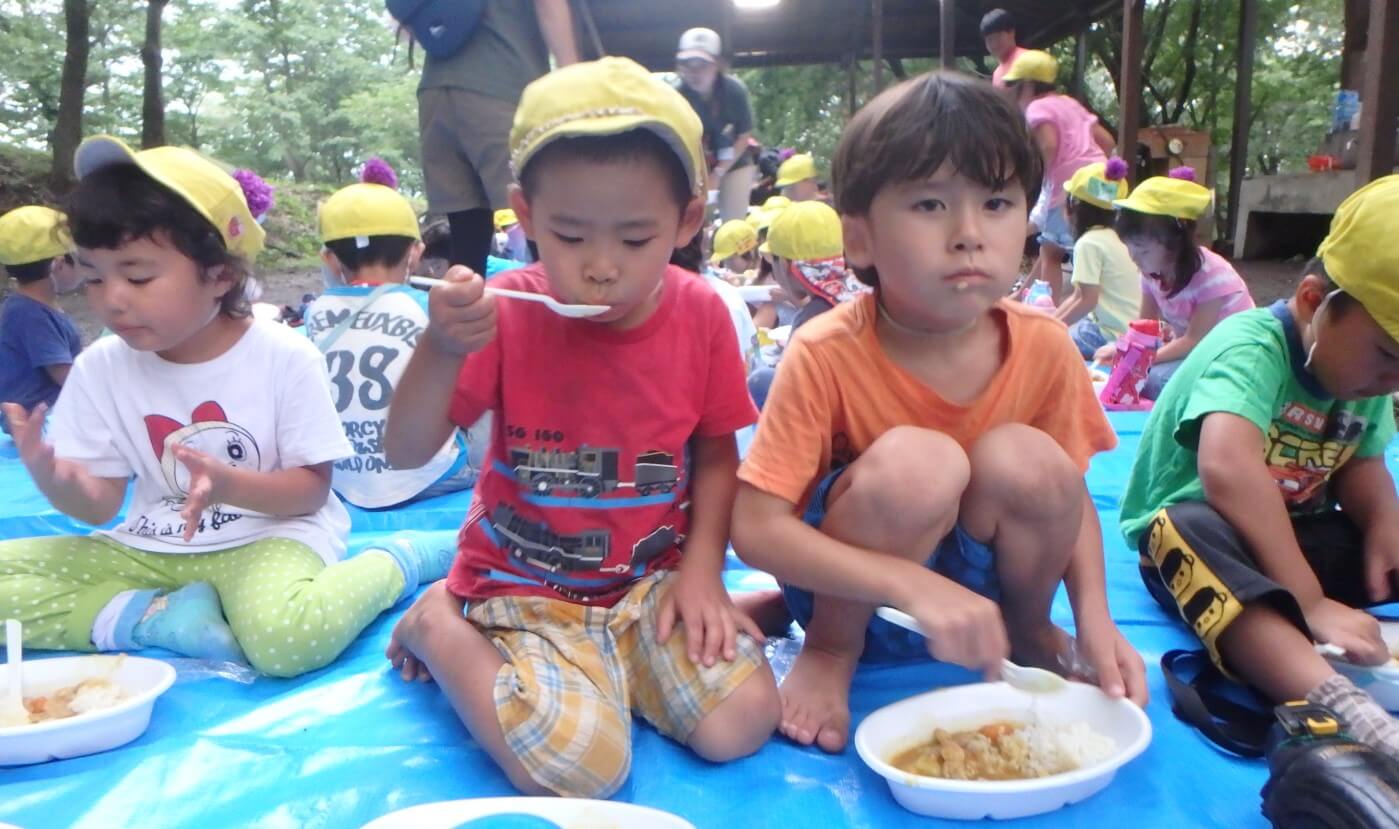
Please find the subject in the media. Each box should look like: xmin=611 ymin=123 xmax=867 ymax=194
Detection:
xmin=669 ymin=231 xmax=703 ymax=273
xmin=325 ymin=235 xmax=417 ymax=274
xmin=831 ymin=71 xmax=1043 ymax=286
xmin=65 ymin=164 xmax=252 ymax=318
xmin=1114 ymin=208 xmax=1203 ymax=298
xmin=4 ymin=259 xmax=54 ymax=284
xmin=1006 ymin=79 xmax=1057 ymax=97
xmin=519 ymin=129 xmax=694 ymax=213
xmin=980 ymin=9 xmax=1015 ymax=36
xmin=1068 ymin=197 xmax=1117 ymax=240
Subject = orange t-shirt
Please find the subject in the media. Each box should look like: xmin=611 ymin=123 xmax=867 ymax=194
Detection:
xmin=738 ymin=295 xmax=1117 ymax=508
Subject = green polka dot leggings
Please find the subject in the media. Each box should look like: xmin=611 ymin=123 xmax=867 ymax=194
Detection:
xmin=0 ymin=534 xmax=405 ymax=678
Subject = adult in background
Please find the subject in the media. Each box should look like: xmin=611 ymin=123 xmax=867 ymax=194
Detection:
xmin=415 ymin=0 xmax=579 ymax=273
xmin=673 ymin=27 xmax=758 ymax=222
xmin=981 ymin=8 xmax=1026 ymax=88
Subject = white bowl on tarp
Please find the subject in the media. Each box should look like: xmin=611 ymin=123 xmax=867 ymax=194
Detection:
xmin=363 ymin=797 xmax=696 ymax=829
xmin=854 ymin=681 xmax=1152 ymax=820
xmin=0 ymin=654 xmax=176 ymax=766
xmin=1326 ymin=620 xmax=1399 ymax=711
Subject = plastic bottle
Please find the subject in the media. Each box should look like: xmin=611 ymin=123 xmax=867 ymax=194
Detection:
xmin=1099 ymin=319 xmax=1162 ymax=410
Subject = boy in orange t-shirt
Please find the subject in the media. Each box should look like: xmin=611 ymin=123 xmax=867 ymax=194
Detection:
xmin=732 ymin=72 xmax=1148 ymax=754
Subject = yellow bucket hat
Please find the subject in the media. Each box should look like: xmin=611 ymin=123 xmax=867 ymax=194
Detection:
xmin=761 ymin=200 xmax=843 ymax=261
xmin=319 ymin=183 xmax=420 ymax=244
xmin=746 ymin=195 xmax=792 ymax=232
xmin=509 ymin=57 xmax=706 ymax=197
xmin=1318 ymin=174 xmax=1399 ymax=343
xmin=1003 ymin=49 xmax=1058 ymax=84
xmin=1064 ymin=160 xmax=1130 ymax=210
xmin=494 ymin=208 xmax=519 ymax=230
xmin=1113 ymin=175 xmax=1214 ymax=221
xmin=710 ymin=219 xmax=758 ymax=264
xmin=0 ymin=206 xmax=72 ymax=266
xmin=775 ymin=153 xmax=817 ymax=188
xmin=74 ymin=135 xmax=265 ymax=260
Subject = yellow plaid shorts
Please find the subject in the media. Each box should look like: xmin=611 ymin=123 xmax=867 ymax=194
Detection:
xmin=466 ymin=570 xmax=765 ymax=798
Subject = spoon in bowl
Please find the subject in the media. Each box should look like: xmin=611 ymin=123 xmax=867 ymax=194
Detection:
xmin=874 ymin=606 xmax=1069 ymax=693
xmin=2 ymin=619 xmax=29 ymax=727
xmin=408 ymin=276 xmax=611 ymax=319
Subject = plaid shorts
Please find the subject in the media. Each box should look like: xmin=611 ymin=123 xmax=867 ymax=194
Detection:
xmin=467 ymin=570 xmax=765 ymax=797
xmin=783 ymin=466 xmax=1002 ymax=663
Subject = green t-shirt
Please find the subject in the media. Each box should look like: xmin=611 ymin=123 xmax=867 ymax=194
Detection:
xmin=1120 ymin=303 xmax=1396 ymax=548
xmin=1071 ymin=227 xmax=1141 ymax=340
xmin=417 ymin=0 xmax=550 ymax=103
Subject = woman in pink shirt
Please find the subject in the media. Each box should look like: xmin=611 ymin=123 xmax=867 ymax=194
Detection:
xmin=1100 ymin=169 xmax=1256 ymax=399
xmin=1004 ymin=50 xmax=1117 ymax=302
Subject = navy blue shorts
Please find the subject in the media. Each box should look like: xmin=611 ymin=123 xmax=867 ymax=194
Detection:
xmin=783 ymin=466 xmax=1002 ymax=663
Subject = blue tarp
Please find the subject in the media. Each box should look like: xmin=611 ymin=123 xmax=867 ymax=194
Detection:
xmin=2 ymin=414 xmax=1397 ymax=828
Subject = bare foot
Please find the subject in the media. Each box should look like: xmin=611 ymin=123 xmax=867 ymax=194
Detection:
xmin=733 ymin=589 xmax=792 ymax=638
xmin=778 ymin=643 xmax=859 ymax=753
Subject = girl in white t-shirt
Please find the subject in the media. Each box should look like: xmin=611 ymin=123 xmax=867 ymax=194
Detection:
xmin=0 ymin=137 xmax=450 ymax=677
xmin=1097 ymin=168 xmax=1256 ymax=399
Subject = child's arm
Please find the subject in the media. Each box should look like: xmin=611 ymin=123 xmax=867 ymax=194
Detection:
xmin=533 ymin=0 xmax=580 ymax=65
xmin=385 ymin=267 xmax=497 ymax=470
xmin=1156 ymin=296 xmax=1227 ymax=363
xmin=1053 ymin=284 xmax=1100 ymax=327
xmin=1199 ymin=412 xmax=1388 ymax=662
xmin=169 ymin=445 xmax=334 ymax=540
xmin=1332 ymin=455 xmax=1399 ymax=602
xmin=3 ymin=402 xmax=127 ymax=526
xmin=657 ymin=433 xmax=764 ymax=667
xmin=44 ymin=365 xmax=71 ymax=386
xmin=733 ymin=483 xmax=1009 ymax=673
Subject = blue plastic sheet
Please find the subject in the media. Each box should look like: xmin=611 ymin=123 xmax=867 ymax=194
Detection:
xmin=2 ymin=416 xmax=1398 ymax=828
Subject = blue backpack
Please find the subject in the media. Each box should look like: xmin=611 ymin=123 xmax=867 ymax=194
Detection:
xmin=387 ymin=0 xmax=486 ymax=59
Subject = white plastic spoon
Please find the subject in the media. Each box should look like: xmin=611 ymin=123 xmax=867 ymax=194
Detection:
xmin=874 ymin=606 xmax=1069 ymax=693
xmin=2 ymin=619 xmax=28 ymax=727
xmin=408 ymin=276 xmax=610 ymax=319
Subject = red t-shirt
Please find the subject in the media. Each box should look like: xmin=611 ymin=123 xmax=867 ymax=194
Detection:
xmin=446 ymin=264 xmax=759 ymax=606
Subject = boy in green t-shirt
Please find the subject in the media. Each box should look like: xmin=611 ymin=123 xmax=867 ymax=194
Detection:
xmin=1121 ymin=175 xmax=1399 ymax=760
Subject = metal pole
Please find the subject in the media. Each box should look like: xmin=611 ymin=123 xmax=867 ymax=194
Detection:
xmin=940 ymin=0 xmax=955 ymax=69
xmin=1118 ymin=0 xmax=1145 ymax=180
xmin=873 ymin=0 xmax=884 ymax=90
xmin=1226 ymin=0 xmax=1257 ymax=246
xmin=1357 ymin=0 xmax=1399 ymax=182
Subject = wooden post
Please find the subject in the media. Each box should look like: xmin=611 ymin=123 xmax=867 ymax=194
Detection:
xmin=1356 ymin=0 xmax=1399 ymax=183
xmin=847 ymin=54 xmax=859 ymax=117
xmin=1226 ymin=0 xmax=1258 ymax=245
xmin=872 ymin=0 xmax=884 ymax=90
xmin=1118 ymin=0 xmax=1145 ymax=180
xmin=940 ymin=0 xmax=955 ymax=69
xmin=1072 ymin=29 xmax=1088 ymax=101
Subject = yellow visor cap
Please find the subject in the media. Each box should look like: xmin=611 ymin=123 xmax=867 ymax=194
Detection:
xmin=710 ymin=219 xmax=758 ymax=263
xmin=776 ymin=153 xmax=817 ymax=188
xmin=0 ymin=206 xmax=71 ymax=266
xmin=1064 ymin=162 xmax=1129 ymax=209
xmin=764 ymin=200 xmax=843 ymax=262
xmin=1114 ymin=176 xmax=1213 ymax=221
xmin=1318 ymin=174 xmax=1399 ymax=344
xmin=319 ymin=183 xmax=420 ymax=244
xmin=1004 ymin=49 xmax=1058 ymax=84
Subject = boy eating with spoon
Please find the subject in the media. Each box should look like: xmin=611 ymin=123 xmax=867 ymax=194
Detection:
xmin=382 ymin=57 xmax=779 ymax=798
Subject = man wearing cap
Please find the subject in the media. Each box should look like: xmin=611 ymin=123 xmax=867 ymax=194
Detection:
xmin=1120 ymin=175 xmax=1399 ymax=763
xmin=674 ymin=27 xmax=758 ymax=222
xmin=413 ymin=0 xmax=579 ymax=275
xmin=0 ymin=206 xmax=82 ymax=430
xmin=981 ymin=8 xmax=1027 ymax=88
xmin=775 ymin=153 xmax=821 ymax=203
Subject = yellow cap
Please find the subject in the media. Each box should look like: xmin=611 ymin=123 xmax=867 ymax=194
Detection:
xmin=319 ymin=183 xmax=420 ymax=243
xmin=1113 ymin=176 xmax=1214 ymax=221
xmin=0 ymin=206 xmax=72 ymax=266
xmin=510 ymin=57 xmax=705 ymax=197
xmin=1318 ymin=175 xmax=1399 ymax=344
xmin=74 ymin=136 xmax=265 ymax=260
xmin=1064 ymin=162 xmax=1129 ymax=210
xmin=761 ymin=201 xmax=843 ymax=261
xmin=1003 ymin=49 xmax=1058 ymax=84
xmin=775 ymin=153 xmax=817 ymax=188
xmin=494 ymin=208 xmax=519 ymax=230
xmin=710 ymin=220 xmax=758 ymax=264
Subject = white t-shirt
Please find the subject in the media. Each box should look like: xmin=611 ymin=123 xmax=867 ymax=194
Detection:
xmin=305 ymin=284 xmax=486 ymax=508
xmin=704 ymin=272 xmax=759 ymax=371
xmin=50 ymin=320 xmax=353 ymax=564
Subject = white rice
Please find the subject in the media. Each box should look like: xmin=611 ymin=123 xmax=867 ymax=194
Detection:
xmin=1022 ymin=721 xmax=1116 ymax=777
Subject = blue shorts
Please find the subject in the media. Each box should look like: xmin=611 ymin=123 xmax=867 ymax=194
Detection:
xmin=1038 ymin=204 xmax=1075 ymax=251
xmin=783 ymin=467 xmax=1002 ymax=663
xmin=1070 ymin=316 xmax=1110 ymax=359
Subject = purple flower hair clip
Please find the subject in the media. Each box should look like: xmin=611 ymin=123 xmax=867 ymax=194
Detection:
xmin=1104 ymin=156 xmax=1129 ymax=181
xmin=1167 ymin=166 xmax=1197 ymax=182
xmin=361 ymin=157 xmax=399 ymax=189
xmin=232 ymin=169 xmax=275 ymax=223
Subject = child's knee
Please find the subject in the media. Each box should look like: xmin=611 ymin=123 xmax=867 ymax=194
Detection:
xmin=525 ymin=705 xmax=633 ymax=798
xmin=237 ymin=613 xmax=341 ymax=677
xmin=840 ymin=427 xmax=969 ymax=524
xmin=689 ymin=665 xmax=780 ymax=763
xmin=969 ymin=425 xmax=1081 ymax=516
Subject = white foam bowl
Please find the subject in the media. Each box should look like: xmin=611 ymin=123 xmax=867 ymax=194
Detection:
xmin=0 ymin=654 xmax=176 ymax=766
xmin=736 ymin=284 xmax=776 ymax=304
xmin=363 ymin=797 xmax=696 ymax=829
xmin=1327 ymin=621 xmax=1399 ymax=712
xmin=855 ymin=681 xmax=1152 ymax=820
